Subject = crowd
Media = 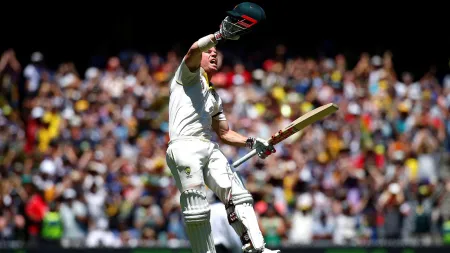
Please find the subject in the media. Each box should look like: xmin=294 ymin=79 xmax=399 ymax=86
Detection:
xmin=0 ymin=45 xmax=450 ymax=249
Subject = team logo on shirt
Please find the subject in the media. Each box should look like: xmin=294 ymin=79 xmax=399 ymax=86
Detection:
xmin=185 ymin=167 xmax=192 ymax=178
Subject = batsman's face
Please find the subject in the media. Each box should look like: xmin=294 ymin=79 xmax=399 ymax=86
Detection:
xmin=201 ymin=47 xmax=219 ymax=73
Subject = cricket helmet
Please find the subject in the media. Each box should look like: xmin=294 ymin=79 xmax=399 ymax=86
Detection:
xmin=226 ymin=2 xmax=266 ymax=24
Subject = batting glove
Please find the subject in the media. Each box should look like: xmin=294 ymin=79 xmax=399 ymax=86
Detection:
xmin=246 ymin=137 xmax=276 ymax=159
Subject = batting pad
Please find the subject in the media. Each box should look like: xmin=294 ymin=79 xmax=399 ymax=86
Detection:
xmin=181 ymin=189 xmax=216 ymax=253
xmin=234 ymin=203 xmax=265 ymax=251
xmin=226 ymin=174 xmax=265 ymax=251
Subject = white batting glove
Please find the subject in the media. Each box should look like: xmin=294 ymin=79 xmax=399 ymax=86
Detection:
xmin=246 ymin=137 xmax=276 ymax=159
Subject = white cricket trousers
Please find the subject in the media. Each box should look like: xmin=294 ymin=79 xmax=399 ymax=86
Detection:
xmin=166 ymin=136 xmax=234 ymax=203
xmin=166 ymin=136 xmax=267 ymax=253
xmin=166 ymin=136 xmax=235 ymax=253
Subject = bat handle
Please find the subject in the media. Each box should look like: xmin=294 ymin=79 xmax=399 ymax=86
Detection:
xmin=232 ymin=149 xmax=257 ymax=169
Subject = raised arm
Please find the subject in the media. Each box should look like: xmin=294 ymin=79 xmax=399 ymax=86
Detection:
xmin=184 ymin=13 xmax=246 ymax=73
xmin=184 ymin=34 xmax=218 ymax=72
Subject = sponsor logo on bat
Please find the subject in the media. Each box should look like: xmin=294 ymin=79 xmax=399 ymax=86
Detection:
xmin=270 ymin=127 xmax=299 ymax=144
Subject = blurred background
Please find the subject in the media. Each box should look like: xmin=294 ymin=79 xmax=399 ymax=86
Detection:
xmin=1 ymin=1 xmax=450 ymax=253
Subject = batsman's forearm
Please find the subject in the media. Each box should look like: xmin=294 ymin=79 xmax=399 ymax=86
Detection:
xmin=219 ymin=130 xmax=248 ymax=148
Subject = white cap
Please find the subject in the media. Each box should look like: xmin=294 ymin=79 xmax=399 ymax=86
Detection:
xmin=31 ymin=52 xmax=43 ymax=63
xmin=40 ymin=159 xmax=56 ymax=175
xmin=297 ymin=193 xmax=313 ymax=209
xmin=85 ymin=67 xmax=100 ymax=80
xmin=133 ymin=85 xmax=144 ymax=97
xmin=389 ymin=183 xmax=401 ymax=194
xmin=3 ymin=195 xmax=12 ymax=206
xmin=63 ymin=188 xmax=76 ymax=199
xmin=70 ymin=115 xmax=82 ymax=127
xmin=324 ymin=58 xmax=335 ymax=69
xmin=287 ymin=92 xmax=301 ymax=104
xmin=371 ymin=55 xmax=382 ymax=66
xmin=94 ymin=150 xmax=104 ymax=160
xmin=62 ymin=107 xmax=75 ymax=119
xmin=252 ymin=69 xmax=265 ymax=81
xmin=31 ymin=107 xmax=44 ymax=119
xmin=125 ymin=75 xmax=137 ymax=88
xmin=393 ymin=150 xmax=405 ymax=161
xmin=348 ymin=102 xmax=361 ymax=115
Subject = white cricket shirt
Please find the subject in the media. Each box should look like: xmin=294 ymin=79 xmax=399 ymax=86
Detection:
xmin=168 ymin=59 xmax=227 ymax=141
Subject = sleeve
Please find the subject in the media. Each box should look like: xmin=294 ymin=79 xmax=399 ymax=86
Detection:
xmin=212 ymin=94 xmax=227 ymax=121
xmin=174 ymin=59 xmax=199 ymax=86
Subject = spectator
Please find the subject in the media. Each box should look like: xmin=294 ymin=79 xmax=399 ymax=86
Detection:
xmin=312 ymin=211 xmax=334 ymax=244
xmin=133 ymin=196 xmax=164 ymax=239
xmin=59 ymin=188 xmax=87 ymax=246
xmin=333 ymin=201 xmax=357 ymax=245
xmin=259 ymin=203 xmax=287 ymax=248
xmin=377 ymin=183 xmax=408 ymax=240
xmin=24 ymin=180 xmax=48 ymax=245
xmin=23 ymin=52 xmax=46 ymax=98
xmin=288 ymin=193 xmax=314 ymax=245
xmin=0 ymin=49 xmax=21 ymax=109
xmin=85 ymin=218 xmax=120 ymax=248
xmin=40 ymin=202 xmax=63 ymax=247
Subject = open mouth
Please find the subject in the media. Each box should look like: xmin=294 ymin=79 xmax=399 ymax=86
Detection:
xmin=210 ymin=59 xmax=217 ymax=65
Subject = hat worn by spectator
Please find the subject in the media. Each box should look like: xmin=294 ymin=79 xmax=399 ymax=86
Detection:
xmin=297 ymin=193 xmax=313 ymax=211
xmin=40 ymin=159 xmax=56 ymax=176
xmin=31 ymin=51 xmax=43 ymax=63
xmin=63 ymin=188 xmax=76 ymax=199
xmin=31 ymin=107 xmax=44 ymax=119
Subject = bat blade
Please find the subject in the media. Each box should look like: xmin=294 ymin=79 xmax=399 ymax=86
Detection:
xmin=269 ymin=103 xmax=339 ymax=145
xmin=232 ymin=103 xmax=339 ymax=169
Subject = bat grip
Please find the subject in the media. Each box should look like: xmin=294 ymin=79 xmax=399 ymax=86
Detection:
xmin=232 ymin=149 xmax=257 ymax=169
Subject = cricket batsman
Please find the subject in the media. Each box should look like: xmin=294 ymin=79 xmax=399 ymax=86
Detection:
xmin=165 ymin=2 xmax=280 ymax=253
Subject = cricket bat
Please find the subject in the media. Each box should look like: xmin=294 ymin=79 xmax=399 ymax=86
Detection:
xmin=232 ymin=103 xmax=339 ymax=169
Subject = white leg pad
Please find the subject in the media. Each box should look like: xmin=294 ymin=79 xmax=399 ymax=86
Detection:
xmin=226 ymin=174 xmax=265 ymax=251
xmin=180 ymin=189 xmax=216 ymax=253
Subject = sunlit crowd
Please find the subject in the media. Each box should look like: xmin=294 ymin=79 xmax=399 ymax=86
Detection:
xmin=0 ymin=46 xmax=450 ymax=248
